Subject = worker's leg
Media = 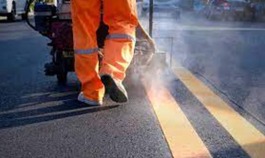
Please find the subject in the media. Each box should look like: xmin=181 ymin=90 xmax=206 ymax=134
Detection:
xmin=100 ymin=0 xmax=138 ymax=102
xmin=71 ymin=0 xmax=104 ymax=104
xmin=100 ymin=0 xmax=138 ymax=81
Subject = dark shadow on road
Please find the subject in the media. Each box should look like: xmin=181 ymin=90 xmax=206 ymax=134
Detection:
xmin=0 ymin=19 xmax=24 ymax=23
xmin=0 ymin=99 xmax=119 ymax=129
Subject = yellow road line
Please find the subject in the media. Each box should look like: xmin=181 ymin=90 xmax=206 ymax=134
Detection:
xmin=142 ymin=79 xmax=212 ymax=158
xmin=172 ymin=64 xmax=265 ymax=158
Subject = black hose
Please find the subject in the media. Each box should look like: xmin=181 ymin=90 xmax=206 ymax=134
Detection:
xmin=25 ymin=0 xmax=37 ymax=31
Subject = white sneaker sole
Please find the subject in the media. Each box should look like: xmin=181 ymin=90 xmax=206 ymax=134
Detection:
xmin=77 ymin=92 xmax=102 ymax=106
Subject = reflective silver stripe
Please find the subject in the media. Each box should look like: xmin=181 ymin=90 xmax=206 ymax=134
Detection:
xmin=106 ymin=34 xmax=135 ymax=41
xmin=75 ymin=48 xmax=99 ymax=54
xmin=34 ymin=12 xmax=52 ymax=16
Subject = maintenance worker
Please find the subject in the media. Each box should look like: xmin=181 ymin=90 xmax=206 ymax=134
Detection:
xmin=71 ymin=0 xmax=138 ymax=105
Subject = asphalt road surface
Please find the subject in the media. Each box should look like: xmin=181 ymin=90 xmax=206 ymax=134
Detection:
xmin=0 ymin=15 xmax=265 ymax=158
xmin=152 ymin=14 xmax=265 ymax=126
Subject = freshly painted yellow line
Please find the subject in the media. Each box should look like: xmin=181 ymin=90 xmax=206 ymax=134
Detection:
xmin=142 ymin=79 xmax=212 ymax=158
xmin=172 ymin=64 xmax=265 ymax=158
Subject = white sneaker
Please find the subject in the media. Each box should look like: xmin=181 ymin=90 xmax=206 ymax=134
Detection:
xmin=77 ymin=92 xmax=103 ymax=106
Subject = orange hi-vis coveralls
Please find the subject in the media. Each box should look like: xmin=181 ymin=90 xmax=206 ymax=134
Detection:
xmin=71 ymin=0 xmax=138 ymax=102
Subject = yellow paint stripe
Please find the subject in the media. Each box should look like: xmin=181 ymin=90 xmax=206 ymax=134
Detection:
xmin=142 ymin=79 xmax=212 ymax=158
xmin=172 ymin=64 xmax=265 ymax=158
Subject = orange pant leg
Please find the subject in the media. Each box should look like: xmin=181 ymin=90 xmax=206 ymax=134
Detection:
xmin=100 ymin=0 xmax=139 ymax=81
xmin=71 ymin=0 xmax=104 ymax=102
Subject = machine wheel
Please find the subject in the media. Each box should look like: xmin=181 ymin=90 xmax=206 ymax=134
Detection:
xmin=7 ymin=2 xmax=16 ymax=21
xmin=57 ymin=71 xmax=67 ymax=85
xmin=56 ymin=51 xmax=68 ymax=85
